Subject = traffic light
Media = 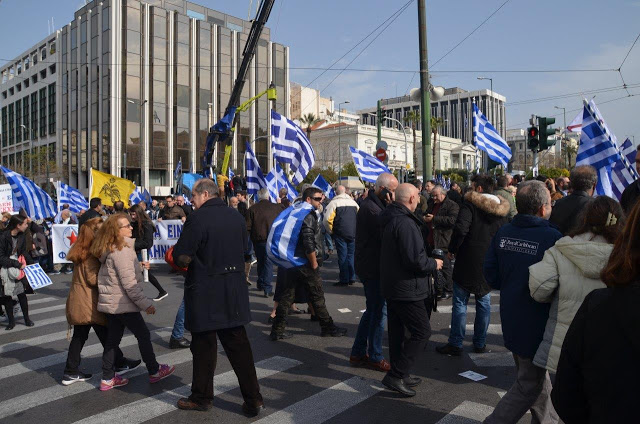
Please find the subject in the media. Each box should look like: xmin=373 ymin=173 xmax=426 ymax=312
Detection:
xmin=539 ymin=117 xmax=556 ymax=151
xmin=527 ymin=126 xmax=539 ymax=151
xmin=408 ymin=169 xmax=416 ymax=181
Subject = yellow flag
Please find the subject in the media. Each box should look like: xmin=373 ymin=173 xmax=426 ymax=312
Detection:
xmin=89 ymin=169 xmax=135 ymax=207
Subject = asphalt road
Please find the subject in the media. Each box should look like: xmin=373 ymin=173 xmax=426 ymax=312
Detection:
xmin=0 ymin=255 xmax=531 ymax=424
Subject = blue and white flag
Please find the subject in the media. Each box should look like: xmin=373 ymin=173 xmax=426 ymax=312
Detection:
xmin=472 ymin=103 xmax=512 ymax=167
xmin=349 ymin=146 xmax=391 ymax=183
xmin=229 ymin=168 xmax=235 ymax=179
xmin=129 ymin=186 xmax=151 ymax=206
xmin=174 ymin=158 xmax=182 ymax=181
xmin=245 ymin=141 xmax=267 ymax=195
xmin=267 ymin=201 xmax=315 ymax=268
xmin=266 ymin=163 xmax=298 ymax=203
xmin=56 ymin=182 xmax=89 ymax=213
xmin=271 ymin=110 xmax=315 ymax=185
xmin=0 ymin=167 xmax=56 ymax=220
xmin=24 ymin=263 xmax=53 ymax=290
xmin=311 ymin=174 xmax=335 ymax=199
xmin=575 ymin=99 xmax=635 ymax=198
xmin=611 ymin=138 xmax=638 ymax=201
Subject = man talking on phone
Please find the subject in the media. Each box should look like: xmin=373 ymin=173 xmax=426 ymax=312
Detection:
xmin=379 ymin=183 xmax=443 ymax=397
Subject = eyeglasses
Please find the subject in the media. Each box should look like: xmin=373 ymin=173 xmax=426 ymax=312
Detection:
xmin=119 ymin=224 xmax=133 ymax=229
xmin=311 ymin=197 xmax=323 ymax=201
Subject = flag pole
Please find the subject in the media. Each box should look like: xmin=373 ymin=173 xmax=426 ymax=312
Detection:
xmin=56 ymin=180 xmax=60 ymax=212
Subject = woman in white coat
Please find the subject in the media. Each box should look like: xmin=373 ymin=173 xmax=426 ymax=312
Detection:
xmin=528 ymin=196 xmax=624 ymax=373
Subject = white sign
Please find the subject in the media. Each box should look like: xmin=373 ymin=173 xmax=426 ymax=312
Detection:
xmin=149 ymin=220 xmax=183 ymax=263
xmin=51 ymin=220 xmax=184 ymax=265
xmin=459 ymin=370 xmax=487 ymax=382
xmin=0 ymin=184 xmax=13 ymax=213
xmin=52 ymin=224 xmax=78 ymax=264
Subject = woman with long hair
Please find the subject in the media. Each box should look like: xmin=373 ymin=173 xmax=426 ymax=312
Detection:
xmin=0 ymin=215 xmax=34 ymax=330
xmin=91 ymin=213 xmax=174 ymax=391
xmin=551 ymin=200 xmax=640 ymax=423
xmin=62 ymin=217 xmax=141 ymax=385
xmin=129 ymin=204 xmax=167 ymax=301
xmin=529 ymin=196 xmax=625 ymax=373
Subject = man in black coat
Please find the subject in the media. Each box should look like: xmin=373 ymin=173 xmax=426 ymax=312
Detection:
xmin=77 ymin=197 xmax=103 ymax=230
xmin=423 ymin=184 xmax=460 ymax=299
xmin=549 ymin=165 xmax=597 ymax=235
xmin=350 ymin=172 xmax=398 ymax=373
xmin=379 ymin=183 xmax=443 ymax=397
xmin=620 ymin=145 xmax=640 ymax=214
xmin=436 ymin=175 xmax=510 ymax=357
xmin=173 ymin=179 xmax=264 ymax=416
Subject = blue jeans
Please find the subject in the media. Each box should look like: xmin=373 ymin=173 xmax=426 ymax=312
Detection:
xmin=171 ymin=298 xmax=185 ymax=339
xmin=448 ymin=282 xmax=491 ymax=348
xmin=351 ymin=279 xmax=387 ymax=362
xmin=333 ymin=235 xmax=355 ymax=283
xmin=254 ymin=241 xmax=273 ymax=294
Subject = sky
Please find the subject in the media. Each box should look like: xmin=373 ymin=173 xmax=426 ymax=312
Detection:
xmin=1 ymin=0 xmax=639 ymax=145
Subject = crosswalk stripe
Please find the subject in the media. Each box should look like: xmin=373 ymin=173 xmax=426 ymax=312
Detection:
xmin=255 ymin=376 xmax=383 ymax=424
xmin=435 ymin=400 xmax=494 ymax=423
xmin=0 ymin=315 xmax=68 ymax=335
xmin=0 ymin=329 xmax=172 ymax=381
xmin=72 ymin=356 xmax=302 ymax=424
xmin=25 ymin=297 xmax=58 ymax=305
xmin=0 ymin=329 xmax=69 ymax=354
xmin=447 ymin=324 xmax=502 ymax=335
xmin=6 ymin=303 xmax=67 ymax=319
xmin=468 ymin=352 xmax=515 ymax=367
xmin=437 ymin=305 xmax=500 ymax=314
xmin=0 ymin=349 xmax=195 ymax=420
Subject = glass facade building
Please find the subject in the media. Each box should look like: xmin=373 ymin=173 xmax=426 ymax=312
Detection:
xmin=1 ymin=0 xmax=290 ymax=194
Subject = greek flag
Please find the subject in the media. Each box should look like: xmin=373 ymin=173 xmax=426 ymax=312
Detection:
xmin=244 ymin=141 xmax=267 ymax=195
xmin=611 ymin=138 xmax=638 ymax=200
xmin=271 ymin=110 xmax=315 ymax=185
xmin=267 ymin=201 xmax=315 ymax=268
xmin=129 ymin=186 xmax=151 ymax=205
xmin=349 ymin=146 xmax=391 ymax=183
xmin=0 ymin=167 xmax=56 ymax=220
xmin=472 ymin=103 xmax=512 ymax=167
xmin=575 ymin=99 xmax=634 ymax=198
xmin=266 ymin=163 xmax=298 ymax=203
xmin=23 ymin=263 xmax=53 ymax=290
xmin=312 ymin=174 xmax=335 ymax=199
xmin=229 ymin=168 xmax=234 ymax=179
xmin=174 ymin=158 xmax=182 ymax=181
xmin=56 ymin=182 xmax=89 ymax=213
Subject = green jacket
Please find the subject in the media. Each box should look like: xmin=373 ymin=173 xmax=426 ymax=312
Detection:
xmin=494 ymin=188 xmax=517 ymax=221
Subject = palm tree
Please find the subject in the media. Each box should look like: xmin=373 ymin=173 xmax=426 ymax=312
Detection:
xmin=299 ymin=113 xmax=321 ymax=140
xmin=431 ymin=116 xmax=445 ymax=171
xmin=404 ymin=111 xmax=420 ymax=171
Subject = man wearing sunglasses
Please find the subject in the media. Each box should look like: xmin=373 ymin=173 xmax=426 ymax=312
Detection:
xmin=270 ymin=187 xmax=348 ymax=340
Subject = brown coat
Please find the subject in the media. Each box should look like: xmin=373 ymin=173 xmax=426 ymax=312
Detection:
xmin=66 ymin=255 xmax=107 ymax=326
xmin=97 ymin=238 xmax=152 ymax=314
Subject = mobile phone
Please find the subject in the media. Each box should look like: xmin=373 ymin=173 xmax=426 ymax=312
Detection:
xmin=380 ymin=188 xmax=392 ymax=202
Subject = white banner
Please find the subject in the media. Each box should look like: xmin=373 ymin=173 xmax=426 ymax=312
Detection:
xmin=0 ymin=184 xmax=12 ymax=213
xmin=52 ymin=224 xmax=79 ymax=264
xmin=51 ymin=220 xmax=183 ymax=265
xmin=149 ymin=220 xmax=183 ymax=263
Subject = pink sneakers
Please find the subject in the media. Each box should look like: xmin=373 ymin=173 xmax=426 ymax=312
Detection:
xmin=149 ymin=364 xmax=175 ymax=384
xmin=100 ymin=374 xmax=129 ymax=391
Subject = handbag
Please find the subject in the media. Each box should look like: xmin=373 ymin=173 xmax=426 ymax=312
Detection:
xmin=164 ymin=245 xmax=187 ymax=273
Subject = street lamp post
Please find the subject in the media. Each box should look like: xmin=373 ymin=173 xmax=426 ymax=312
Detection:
xmin=555 ymin=106 xmax=567 ymax=168
xmin=338 ymin=100 xmax=350 ymax=181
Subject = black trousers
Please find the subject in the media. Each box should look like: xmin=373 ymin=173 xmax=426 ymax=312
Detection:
xmin=189 ymin=326 xmax=263 ymax=407
xmin=387 ymin=298 xmax=433 ymax=379
xmin=147 ymin=271 xmax=165 ymax=294
xmin=64 ymin=324 xmax=125 ymax=375
xmin=3 ymin=293 xmax=30 ymax=325
xmin=272 ymin=266 xmax=333 ymax=333
xmin=101 ymin=312 xmax=158 ymax=380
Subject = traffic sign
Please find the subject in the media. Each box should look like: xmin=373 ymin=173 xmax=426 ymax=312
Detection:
xmin=375 ymin=148 xmax=387 ymax=162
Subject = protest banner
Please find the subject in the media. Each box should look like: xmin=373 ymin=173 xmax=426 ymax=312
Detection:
xmin=52 ymin=224 xmax=78 ymax=264
xmin=0 ymin=184 xmax=13 ymax=213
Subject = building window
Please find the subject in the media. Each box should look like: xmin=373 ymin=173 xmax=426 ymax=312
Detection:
xmin=1 ymin=107 xmax=7 ymax=148
xmin=50 ymin=42 xmax=56 ymax=54
xmin=8 ymin=104 xmax=14 ymax=145
xmin=41 ymin=48 xmax=46 ymax=61
xmin=31 ymin=92 xmax=38 ymax=139
xmin=16 ymin=100 xmax=22 ymax=143
xmin=39 ymin=88 xmax=47 ymax=138
xmin=48 ymin=83 xmax=56 ymax=134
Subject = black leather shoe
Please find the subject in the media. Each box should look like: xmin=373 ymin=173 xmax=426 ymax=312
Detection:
xmin=403 ymin=376 xmax=422 ymax=387
xmin=177 ymin=397 xmax=212 ymax=411
xmin=436 ymin=344 xmax=462 ymax=356
xmin=24 ymin=319 xmax=35 ymax=327
xmin=320 ymin=326 xmax=347 ymax=337
xmin=242 ymin=402 xmax=266 ymax=417
xmin=5 ymin=323 xmax=15 ymax=331
xmin=269 ymin=331 xmax=293 ymax=341
xmin=169 ymin=337 xmax=191 ymax=349
xmin=473 ymin=345 xmax=490 ymax=353
xmin=382 ymin=374 xmax=416 ymax=397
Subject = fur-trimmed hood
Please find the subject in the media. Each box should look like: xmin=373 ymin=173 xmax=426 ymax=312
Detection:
xmin=464 ymin=191 xmax=510 ymax=217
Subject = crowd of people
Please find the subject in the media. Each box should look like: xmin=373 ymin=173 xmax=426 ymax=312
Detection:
xmin=1 ymin=147 xmax=640 ymax=421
